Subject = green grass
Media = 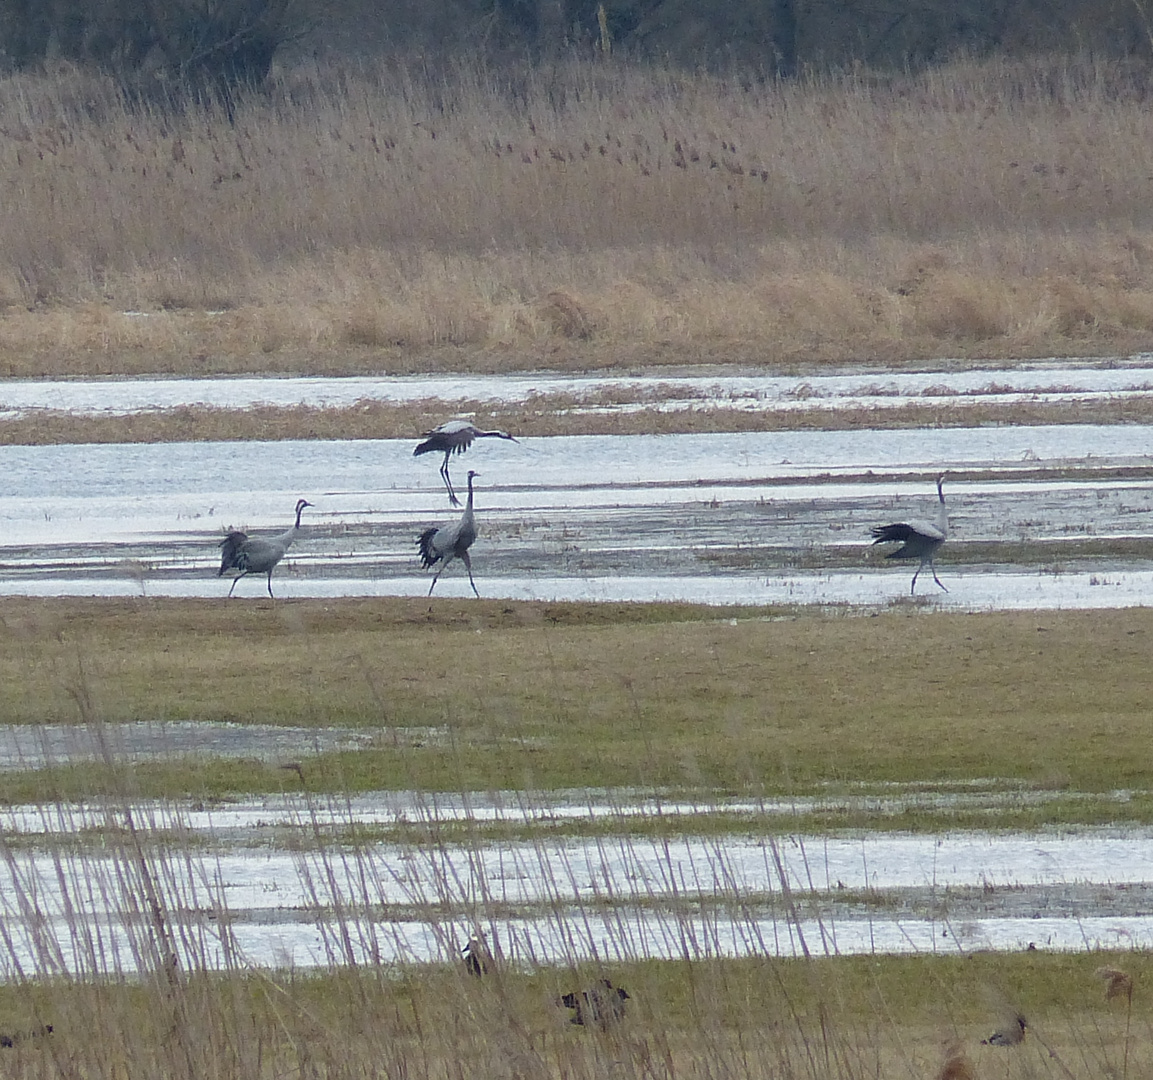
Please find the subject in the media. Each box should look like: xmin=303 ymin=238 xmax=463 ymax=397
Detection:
xmin=0 ymin=599 xmax=1148 ymax=1077
xmin=3 ymin=597 xmax=1153 ymax=815
xmin=0 ymin=951 xmax=1145 ymax=1079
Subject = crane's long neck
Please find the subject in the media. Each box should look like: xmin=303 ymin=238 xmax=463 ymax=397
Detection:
xmin=463 ymin=474 xmax=476 ymax=519
xmin=278 ymin=503 xmax=308 ymax=548
xmin=458 ymin=474 xmax=476 ymax=533
xmin=936 ymin=479 xmax=948 ymax=536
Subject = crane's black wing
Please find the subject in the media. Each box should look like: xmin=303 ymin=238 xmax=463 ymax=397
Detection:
xmin=417 ymin=526 xmax=442 ymax=569
xmin=414 ymin=421 xmax=477 ymax=457
xmin=871 ymin=521 xmax=944 ymax=543
xmin=218 ymin=531 xmax=248 ymax=574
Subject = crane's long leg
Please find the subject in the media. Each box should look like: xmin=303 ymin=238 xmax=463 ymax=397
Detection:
xmin=227 ymin=572 xmax=246 ymax=598
xmin=930 ymin=560 xmax=948 ymax=592
xmin=267 ymin=570 xmax=275 ymax=599
xmin=440 ymin=453 xmax=461 ymax=506
xmin=462 ymin=551 xmax=479 ymax=598
xmin=910 ymin=565 xmax=921 ymax=595
xmin=428 ymin=555 xmax=453 ymax=596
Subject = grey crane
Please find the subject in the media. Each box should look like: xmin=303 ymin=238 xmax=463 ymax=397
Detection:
xmin=414 ymin=420 xmax=517 ymax=506
xmin=417 ymin=470 xmax=480 ymax=597
xmin=218 ymin=498 xmax=312 ymax=598
xmin=559 ymin=979 xmax=630 ymax=1030
xmin=870 ymin=474 xmax=949 ymax=594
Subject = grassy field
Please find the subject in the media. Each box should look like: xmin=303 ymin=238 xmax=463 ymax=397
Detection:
xmin=0 ymin=950 xmax=1142 ymax=1080
xmin=2 ymin=597 xmax=1151 ymax=819
xmin=3 ymin=55 xmax=1153 ymax=378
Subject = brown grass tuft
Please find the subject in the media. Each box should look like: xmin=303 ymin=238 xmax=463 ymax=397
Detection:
xmin=937 ymin=1041 xmax=975 ymax=1080
xmin=541 ymin=289 xmax=593 ymax=339
xmin=913 ymin=271 xmax=1013 ymax=341
xmin=1049 ymin=278 xmax=1099 ymax=334
xmin=1096 ymin=966 xmax=1134 ymax=1002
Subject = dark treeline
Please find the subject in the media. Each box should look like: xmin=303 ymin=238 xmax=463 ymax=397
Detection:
xmin=0 ymin=0 xmax=1151 ymax=92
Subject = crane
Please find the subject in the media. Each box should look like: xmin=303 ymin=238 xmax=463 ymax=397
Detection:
xmin=417 ymin=470 xmax=480 ymax=597
xmin=559 ymin=979 xmax=630 ymax=1030
xmin=870 ymin=474 xmax=949 ymax=594
xmin=218 ymin=498 xmax=312 ymax=598
xmin=414 ymin=420 xmax=517 ymax=506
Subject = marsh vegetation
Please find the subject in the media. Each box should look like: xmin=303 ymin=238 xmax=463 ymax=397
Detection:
xmin=3 ymin=55 xmax=1153 ymax=377
xmin=2 ymin=597 xmax=1151 ymax=803
xmin=1 ymin=41 xmax=1151 ymax=1079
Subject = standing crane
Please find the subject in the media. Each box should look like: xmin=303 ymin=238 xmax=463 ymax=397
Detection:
xmin=414 ymin=420 xmax=517 ymax=506
xmin=218 ymin=498 xmax=312 ymax=598
xmin=417 ymin=470 xmax=480 ymax=597
xmin=870 ymin=474 xmax=949 ymax=594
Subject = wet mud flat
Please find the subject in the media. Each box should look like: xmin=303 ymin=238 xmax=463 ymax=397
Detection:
xmin=0 ymin=425 xmax=1152 ymax=606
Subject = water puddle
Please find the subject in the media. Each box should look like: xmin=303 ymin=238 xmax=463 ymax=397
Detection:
xmin=0 ymin=805 xmax=1148 ymax=975
xmin=0 ymin=783 xmax=1126 ymax=832
xmin=2 ymin=909 xmax=1148 ymax=977
xmin=0 ymin=723 xmax=375 ymax=772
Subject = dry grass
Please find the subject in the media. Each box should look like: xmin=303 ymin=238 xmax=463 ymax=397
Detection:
xmin=4 ymin=57 xmax=1153 ymax=374
xmin=0 ymin=947 xmax=1148 ymax=1079
xmin=8 ymin=391 xmax=1153 ymax=445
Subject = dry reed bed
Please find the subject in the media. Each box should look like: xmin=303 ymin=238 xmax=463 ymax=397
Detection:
xmin=3 ymin=57 xmax=1153 ymax=374
xmin=6 ymin=393 xmax=1153 ymax=444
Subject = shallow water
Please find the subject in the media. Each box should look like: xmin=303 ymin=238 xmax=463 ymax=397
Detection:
xmin=3 ymin=909 xmax=1148 ymax=976
xmin=0 ymin=425 xmax=1151 ymax=607
xmin=1 ymin=372 xmax=1148 ymax=976
xmin=0 ymin=722 xmax=375 ymax=771
xmin=0 ymin=783 xmax=1130 ymax=833
xmin=0 ymin=804 xmax=1149 ymax=975
xmin=3 ymin=361 xmax=1153 ymax=417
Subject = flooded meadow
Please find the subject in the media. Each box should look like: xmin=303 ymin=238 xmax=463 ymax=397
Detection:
xmin=0 ymin=418 xmax=1152 ymax=607
xmin=1 ymin=362 xmax=1151 ymax=977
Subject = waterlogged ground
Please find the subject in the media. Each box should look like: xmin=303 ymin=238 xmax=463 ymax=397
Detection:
xmin=0 ymin=422 xmax=1152 ymax=607
xmin=0 ymin=791 xmax=1150 ymax=976
xmin=2 ymin=364 xmax=1152 ymax=974
xmin=2 ymin=361 xmax=1153 ymax=417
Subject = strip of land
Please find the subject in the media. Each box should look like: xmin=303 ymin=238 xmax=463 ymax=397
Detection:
xmin=0 ymin=951 xmax=1143 ymax=1079
xmin=7 ymin=393 xmax=1153 ymax=444
xmin=2 ymin=597 xmax=1150 ymax=810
